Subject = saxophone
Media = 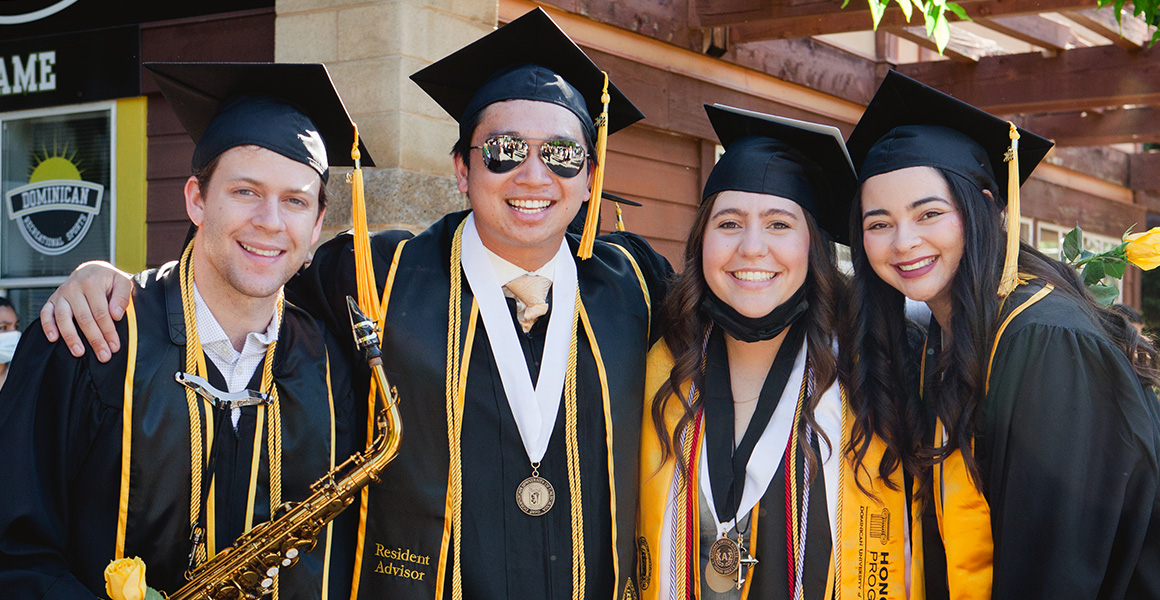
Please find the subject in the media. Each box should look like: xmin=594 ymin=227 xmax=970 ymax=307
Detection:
xmin=167 ymin=297 xmax=403 ymax=600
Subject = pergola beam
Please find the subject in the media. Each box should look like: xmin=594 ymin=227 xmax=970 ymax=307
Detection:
xmin=694 ymin=0 xmax=1094 ymax=42
xmin=1021 ymin=106 xmax=1160 ymax=146
xmin=1130 ymin=152 xmax=1160 ymax=191
xmin=1063 ymin=8 xmax=1152 ymax=49
xmin=973 ymin=15 xmax=1084 ymax=50
xmin=884 ymin=24 xmax=1002 ymax=62
xmin=897 ymin=43 xmax=1160 ymax=114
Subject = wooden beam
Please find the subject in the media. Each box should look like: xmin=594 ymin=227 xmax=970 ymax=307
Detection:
xmin=897 ymin=43 xmax=1160 ymax=114
xmin=974 ymin=15 xmax=1084 ymax=51
xmin=1064 ymin=8 xmax=1152 ymax=49
xmin=709 ymin=0 xmax=1091 ymax=42
xmin=885 ymin=24 xmax=1004 ymax=62
xmin=1022 ymin=106 xmax=1160 ymax=146
xmin=1130 ymin=152 xmax=1160 ymax=191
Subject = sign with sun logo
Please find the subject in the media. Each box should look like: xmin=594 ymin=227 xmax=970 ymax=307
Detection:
xmin=4 ymin=142 xmax=104 ymax=256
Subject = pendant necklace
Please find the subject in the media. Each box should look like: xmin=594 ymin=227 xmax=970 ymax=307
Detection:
xmin=516 ymin=462 xmax=556 ymax=515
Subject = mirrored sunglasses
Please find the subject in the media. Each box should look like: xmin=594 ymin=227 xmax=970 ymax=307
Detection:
xmin=471 ymin=135 xmax=588 ymax=178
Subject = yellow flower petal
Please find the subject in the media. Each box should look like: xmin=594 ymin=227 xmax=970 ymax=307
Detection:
xmin=1125 ymin=227 xmax=1160 ymax=271
xmin=104 ymin=557 xmax=148 ymax=600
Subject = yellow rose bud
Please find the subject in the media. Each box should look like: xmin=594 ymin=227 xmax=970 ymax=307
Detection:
xmin=1125 ymin=227 xmax=1160 ymax=271
xmin=104 ymin=557 xmax=148 ymax=600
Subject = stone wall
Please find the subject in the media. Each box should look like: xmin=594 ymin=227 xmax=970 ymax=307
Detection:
xmin=274 ymin=0 xmax=498 ymax=234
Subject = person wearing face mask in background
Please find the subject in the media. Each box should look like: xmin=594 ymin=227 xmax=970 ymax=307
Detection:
xmin=0 ymin=297 xmax=19 ymax=391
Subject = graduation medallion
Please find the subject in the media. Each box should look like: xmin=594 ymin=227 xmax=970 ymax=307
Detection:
xmin=709 ymin=536 xmax=740 ymax=575
xmin=516 ymin=464 xmax=555 ymax=516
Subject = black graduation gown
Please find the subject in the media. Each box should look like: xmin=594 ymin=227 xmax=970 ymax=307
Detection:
xmin=287 ymin=210 xmax=672 ymax=600
xmin=0 ymin=263 xmax=356 ymax=600
xmin=921 ymin=281 xmax=1160 ymax=599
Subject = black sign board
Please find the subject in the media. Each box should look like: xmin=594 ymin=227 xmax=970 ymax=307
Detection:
xmin=0 ymin=25 xmax=139 ymax=113
xmin=0 ymin=1 xmax=272 ymax=38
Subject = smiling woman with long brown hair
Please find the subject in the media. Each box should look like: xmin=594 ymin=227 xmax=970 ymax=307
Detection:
xmin=636 ymin=104 xmax=919 ymax=600
xmin=847 ymin=71 xmax=1160 ymax=600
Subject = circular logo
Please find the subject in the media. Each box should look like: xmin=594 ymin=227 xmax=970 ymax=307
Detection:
xmin=709 ymin=537 xmax=740 ymax=575
xmin=516 ymin=476 xmax=555 ymax=516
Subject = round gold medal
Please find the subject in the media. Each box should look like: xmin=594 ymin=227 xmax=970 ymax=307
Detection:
xmin=704 ymin=559 xmax=737 ymax=593
xmin=709 ymin=537 xmax=740 ymax=575
xmin=516 ymin=475 xmax=555 ymax=516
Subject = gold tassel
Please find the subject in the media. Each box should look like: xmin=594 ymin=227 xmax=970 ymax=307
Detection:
xmin=348 ymin=125 xmax=381 ymax=323
xmin=997 ymin=122 xmax=1022 ymax=298
xmin=578 ymin=72 xmax=611 ymax=260
xmin=614 ymin=202 xmax=625 ymax=232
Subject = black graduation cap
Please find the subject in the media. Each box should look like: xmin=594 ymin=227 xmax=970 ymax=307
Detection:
xmin=409 ymin=7 xmax=644 ymax=143
xmin=703 ymin=104 xmax=857 ymax=244
xmin=846 ymin=70 xmax=1052 ymax=202
xmin=146 ymin=62 xmax=373 ymax=183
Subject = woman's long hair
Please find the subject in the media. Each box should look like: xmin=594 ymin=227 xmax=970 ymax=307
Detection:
xmin=848 ymin=167 xmax=1160 ymax=496
xmin=650 ymin=192 xmax=853 ymax=482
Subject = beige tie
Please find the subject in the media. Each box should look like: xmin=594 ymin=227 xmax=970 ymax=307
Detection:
xmin=504 ymin=274 xmax=552 ymax=333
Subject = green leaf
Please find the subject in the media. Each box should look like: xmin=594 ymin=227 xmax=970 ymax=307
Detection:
xmin=869 ymin=0 xmax=888 ymax=28
xmin=1079 ymin=249 xmax=1097 ymax=262
xmin=1106 ymin=258 xmax=1128 ymax=279
xmin=945 ymin=1 xmax=969 ymax=20
xmin=1063 ymin=227 xmax=1082 ymax=262
xmin=146 ymin=588 xmax=165 ymax=600
xmin=1088 ymin=283 xmax=1121 ymax=307
xmin=896 ymin=0 xmax=913 ymax=21
xmin=1084 ymin=260 xmax=1107 ymax=286
xmin=933 ymin=13 xmax=951 ymax=51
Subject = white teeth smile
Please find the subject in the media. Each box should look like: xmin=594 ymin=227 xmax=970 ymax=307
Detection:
xmin=241 ymin=242 xmax=281 ymax=257
xmin=898 ymin=257 xmax=936 ymax=271
xmin=508 ymin=199 xmax=551 ymax=213
xmin=733 ymin=270 xmax=776 ymax=282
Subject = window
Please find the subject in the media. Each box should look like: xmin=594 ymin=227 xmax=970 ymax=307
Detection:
xmin=0 ymin=101 xmax=114 ymax=321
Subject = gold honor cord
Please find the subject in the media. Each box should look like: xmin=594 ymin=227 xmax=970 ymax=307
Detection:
xmin=785 ymin=370 xmax=810 ymax=599
xmin=178 ymin=243 xmax=285 ymax=595
xmin=998 ymin=122 xmax=1023 ymax=298
xmin=115 ymin=298 xmax=139 ymax=559
xmin=578 ymin=72 xmax=611 ymax=260
xmin=444 ymin=222 xmax=586 ymax=599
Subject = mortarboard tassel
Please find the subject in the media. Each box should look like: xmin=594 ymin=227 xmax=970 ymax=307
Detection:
xmin=997 ymin=122 xmax=1022 ymax=298
xmin=349 ymin=125 xmax=381 ymax=323
xmin=614 ymin=202 xmax=625 ymax=232
xmin=578 ymin=72 xmax=611 ymax=260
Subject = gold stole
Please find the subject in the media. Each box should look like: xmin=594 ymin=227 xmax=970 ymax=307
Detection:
xmin=922 ymin=282 xmax=1054 ymax=600
xmin=637 ymin=344 xmax=921 ymax=600
xmin=835 ymin=395 xmax=914 ymax=600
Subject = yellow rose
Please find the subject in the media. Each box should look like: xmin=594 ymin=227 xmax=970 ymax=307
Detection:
xmin=104 ymin=557 xmax=148 ymax=600
xmin=1126 ymin=227 xmax=1160 ymax=271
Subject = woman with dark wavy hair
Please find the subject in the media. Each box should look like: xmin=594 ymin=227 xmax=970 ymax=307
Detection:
xmin=847 ymin=71 xmax=1160 ymax=600
xmin=636 ymin=105 xmax=917 ymax=600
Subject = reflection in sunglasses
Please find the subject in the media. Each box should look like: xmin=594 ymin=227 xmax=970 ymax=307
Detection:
xmin=472 ymin=135 xmax=588 ymax=178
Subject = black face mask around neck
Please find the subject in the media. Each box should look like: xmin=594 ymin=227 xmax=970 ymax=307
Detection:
xmin=698 ymin=283 xmax=809 ymax=343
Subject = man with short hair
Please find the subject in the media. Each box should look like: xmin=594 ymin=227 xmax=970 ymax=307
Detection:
xmin=288 ymin=12 xmax=670 ymax=599
xmin=0 ymin=63 xmax=361 ymax=599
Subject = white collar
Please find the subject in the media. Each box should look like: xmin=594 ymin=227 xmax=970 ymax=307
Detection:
xmin=460 ymin=214 xmax=577 ymax=463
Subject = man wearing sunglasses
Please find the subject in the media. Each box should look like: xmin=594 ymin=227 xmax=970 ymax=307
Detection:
xmin=38 ymin=8 xmax=671 ymax=600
